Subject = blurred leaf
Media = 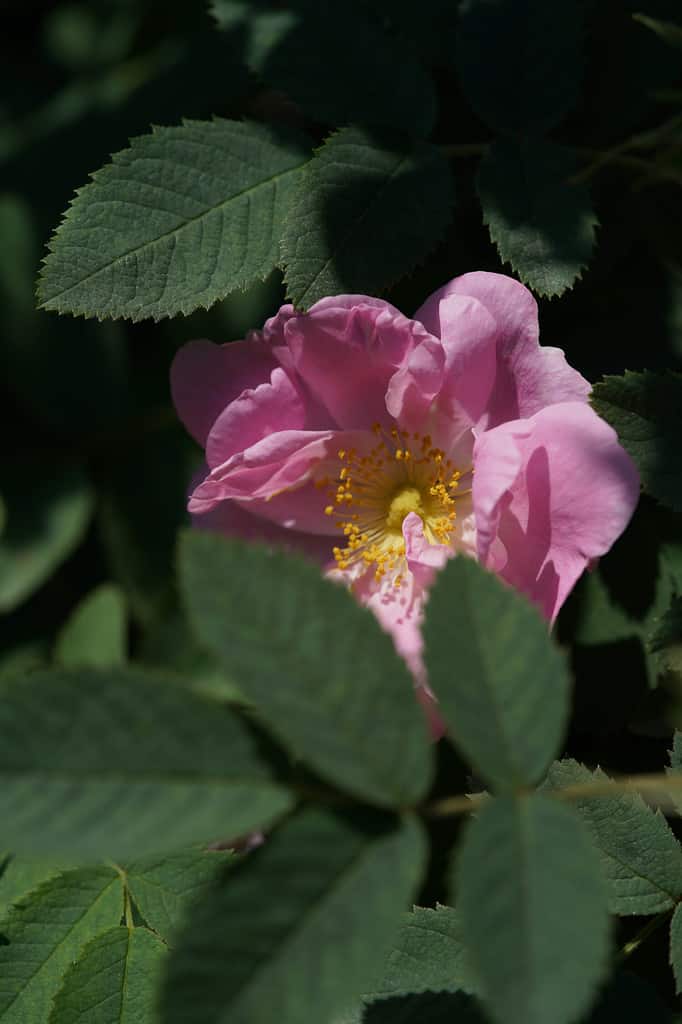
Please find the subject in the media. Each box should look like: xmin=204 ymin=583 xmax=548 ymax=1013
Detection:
xmin=455 ymin=795 xmax=610 ymax=1024
xmin=633 ymin=13 xmax=682 ymax=51
xmin=97 ymin=423 xmax=196 ymax=627
xmin=139 ymin=611 xmax=243 ymax=702
xmin=49 ymin=925 xmax=167 ymax=1024
xmin=592 ymin=371 xmax=682 ymax=513
xmin=211 ymin=0 xmax=436 ymax=136
xmin=38 ymin=119 xmax=311 ymax=321
xmin=179 ymin=532 xmax=432 ymax=808
xmin=54 ymin=584 xmax=127 ymax=669
xmin=341 ymin=906 xmax=478 ymax=1024
xmin=0 ymin=866 xmax=123 ymax=1023
xmin=0 ymin=462 xmax=94 ymax=614
xmin=670 ymin=903 xmax=682 ymax=994
xmin=0 ymin=643 xmax=47 ymax=679
xmin=282 ymin=127 xmax=454 ymax=309
xmin=126 ymin=848 xmax=232 ymax=943
xmin=0 ymin=194 xmax=130 ymax=436
xmin=547 ymin=759 xmax=682 ymax=915
xmin=360 ymin=992 xmax=486 ymax=1023
xmin=161 ymin=809 xmax=426 ymax=1024
xmin=649 ymin=596 xmax=682 ymax=679
xmin=456 ymin=0 xmax=585 ymax=135
xmin=477 ymin=140 xmax=597 ymax=298
xmin=423 ymin=558 xmax=570 ymax=790
xmin=0 ymin=667 xmax=293 ymax=858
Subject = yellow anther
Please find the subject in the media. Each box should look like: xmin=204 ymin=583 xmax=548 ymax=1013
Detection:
xmin=325 ymin=505 xmax=334 ymax=515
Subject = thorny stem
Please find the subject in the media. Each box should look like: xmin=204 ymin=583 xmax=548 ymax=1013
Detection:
xmin=425 ymin=771 xmax=682 ymax=819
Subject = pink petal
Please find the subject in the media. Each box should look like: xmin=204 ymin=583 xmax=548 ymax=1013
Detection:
xmin=414 ymin=271 xmax=590 ymax=428
xmin=205 ymin=366 xmax=305 ymax=470
xmin=473 ymin=402 xmax=640 ymax=620
xmin=170 ymin=338 xmax=277 ymax=446
xmin=281 ymin=297 xmax=430 ymax=429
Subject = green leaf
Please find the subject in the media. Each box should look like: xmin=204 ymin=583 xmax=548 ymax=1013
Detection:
xmin=456 ymin=0 xmax=585 ymax=135
xmin=0 ymin=462 xmax=93 ymax=613
xmin=179 ymin=532 xmax=432 ymax=808
xmin=360 ymin=992 xmax=486 ymax=1023
xmin=454 ymin=795 xmax=610 ymax=1024
xmin=0 ymin=858 xmax=71 ymax=919
xmin=591 ymin=371 xmax=682 ymax=513
xmin=161 ymin=809 xmax=426 ymax=1024
xmin=281 ymin=127 xmax=454 ymax=309
xmin=342 ymin=906 xmax=478 ymax=1024
xmin=211 ymin=0 xmax=436 ymax=136
xmin=0 ymin=866 xmax=123 ymax=1023
xmin=49 ymin=925 xmax=167 ymax=1024
xmin=0 ymin=666 xmax=293 ymax=858
xmin=55 ymin=585 xmax=127 ymax=669
xmin=477 ymin=139 xmax=597 ymax=299
xmin=38 ymin=119 xmax=311 ymax=321
xmin=139 ymin=611 xmax=243 ymax=703
xmin=547 ymin=760 xmax=682 ymax=915
xmin=423 ymin=558 xmax=570 ymax=790
xmin=670 ymin=904 xmax=682 ymax=995
xmin=126 ymin=849 xmax=232 ymax=943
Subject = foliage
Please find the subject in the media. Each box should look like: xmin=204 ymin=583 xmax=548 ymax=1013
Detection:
xmin=2 ymin=0 xmax=682 ymax=1022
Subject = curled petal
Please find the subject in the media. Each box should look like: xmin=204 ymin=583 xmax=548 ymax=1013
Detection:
xmin=281 ymin=297 xmax=431 ymax=429
xmin=473 ymin=402 xmax=640 ymax=620
xmin=170 ymin=338 xmax=277 ymax=446
xmin=415 ymin=271 xmax=590 ymax=428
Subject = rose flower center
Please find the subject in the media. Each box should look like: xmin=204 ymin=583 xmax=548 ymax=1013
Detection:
xmin=321 ymin=424 xmax=464 ymax=587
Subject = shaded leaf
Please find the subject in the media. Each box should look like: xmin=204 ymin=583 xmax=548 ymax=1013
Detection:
xmin=670 ymin=903 xmax=682 ymax=995
xmin=49 ymin=925 xmax=167 ymax=1024
xmin=547 ymin=760 xmax=682 ymax=915
xmin=126 ymin=849 xmax=232 ymax=943
xmin=179 ymin=532 xmax=432 ymax=808
xmin=38 ymin=119 xmax=311 ymax=321
xmin=0 ymin=462 xmax=93 ymax=613
xmin=477 ymin=139 xmax=597 ymax=298
xmin=211 ymin=0 xmax=436 ymax=136
xmin=341 ymin=905 xmax=478 ymax=1024
xmin=282 ymin=127 xmax=454 ymax=309
xmin=0 ymin=867 xmax=122 ymax=1023
xmin=592 ymin=371 xmax=682 ymax=513
xmin=456 ymin=0 xmax=585 ymax=135
xmin=423 ymin=558 xmax=569 ymax=790
xmin=455 ymin=795 xmax=610 ymax=1024
xmin=55 ymin=584 xmax=127 ymax=669
xmin=161 ymin=809 xmax=426 ymax=1024
xmin=0 ymin=667 xmax=293 ymax=858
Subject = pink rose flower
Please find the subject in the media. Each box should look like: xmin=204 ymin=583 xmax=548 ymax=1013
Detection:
xmin=171 ymin=272 xmax=639 ymax=706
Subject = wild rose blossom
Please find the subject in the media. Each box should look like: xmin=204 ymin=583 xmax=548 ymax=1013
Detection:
xmin=171 ymin=272 xmax=639 ymax=697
